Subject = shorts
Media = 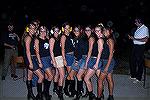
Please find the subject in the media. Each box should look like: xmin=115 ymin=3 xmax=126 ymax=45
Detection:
xmin=71 ymin=56 xmax=86 ymax=72
xmin=41 ymin=56 xmax=53 ymax=71
xmin=55 ymin=56 xmax=64 ymax=68
xmin=88 ymin=57 xmax=102 ymax=70
xmin=24 ymin=56 xmax=39 ymax=71
xmin=101 ymin=59 xmax=115 ymax=73
xmin=66 ymin=53 xmax=74 ymax=66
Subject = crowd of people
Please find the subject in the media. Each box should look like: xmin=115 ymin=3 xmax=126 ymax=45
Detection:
xmin=1 ymin=16 xmax=148 ymax=100
xmin=20 ymin=19 xmax=116 ymax=100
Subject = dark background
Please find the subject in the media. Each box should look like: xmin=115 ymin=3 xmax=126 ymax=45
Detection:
xmin=1 ymin=0 xmax=150 ymax=31
xmin=0 ymin=0 xmax=150 ymax=60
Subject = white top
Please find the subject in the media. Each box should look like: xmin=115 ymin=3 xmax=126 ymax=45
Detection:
xmin=133 ymin=24 xmax=149 ymax=45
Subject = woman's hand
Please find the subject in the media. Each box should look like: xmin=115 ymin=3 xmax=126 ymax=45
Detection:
xmin=39 ymin=63 xmax=43 ymax=68
xmin=29 ymin=63 xmax=33 ymax=70
xmin=103 ymin=67 xmax=108 ymax=74
xmin=93 ymin=64 xmax=98 ymax=71
xmin=63 ymin=59 xmax=67 ymax=66
xmin=53 ymin=61 xmax=57 ymax=68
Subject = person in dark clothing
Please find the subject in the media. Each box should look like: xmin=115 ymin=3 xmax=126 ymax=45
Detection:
xmin=34 ymin=25 xmax=53 ymax=100
xmin=65 ymin=25 xmax=86 ymax=98
xmin=128 ymin=17 xmax=149 ymax=82
xmin=49 ymin=26 xmax=65 ymax=100
xmin=1 ymin=23 xmax=20 ymax=80
xmin=60 ymin=22 xmax=74 ymax=97
xmin=84 ymin=24 xmax=104 ymax=100
xmin=22 ymin=23 xmax=44 ymax=100
xmin=97 ymin=26 xmax=115 ymax=100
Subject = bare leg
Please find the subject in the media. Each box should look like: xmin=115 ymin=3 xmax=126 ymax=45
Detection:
xmin=84 ymin=68 xmax=95 ymax=92
xmin=97 ymin=72 xmax=106 ymax=98
xmin=106 ymin=73 xmax=114 ymax=96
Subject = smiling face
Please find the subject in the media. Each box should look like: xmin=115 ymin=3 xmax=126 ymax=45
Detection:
xmin=39 ymin=26 xmax=47 ymax=38
xmin=73 ymin=27 xmax=81 ymax=37
xmin=95 ymin=26 xmax=103 ymax=38
xmin=64 ymin=25 xmax=71 ymax=34
xmin=53 ymin=27 xmax=60 ymax=38
xmin=103 ymin=27 xmax=112 ymax=38
xmin=85 ymin=27 xmax=92 ymax=37
xmin=28 ymin=24 xmax=36 ymax=35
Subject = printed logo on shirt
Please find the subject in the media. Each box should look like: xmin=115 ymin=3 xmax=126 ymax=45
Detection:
xmin=70 ymin=39 xmax=75 ymax=47
xmin=9 ymin=33 xmax=16 ymax=40
xmin=44 ymin=43 xmax=49 ymax=49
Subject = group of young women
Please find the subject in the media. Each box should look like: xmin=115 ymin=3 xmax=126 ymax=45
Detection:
xmin=22 ymin=20 xmax=115 ymax=100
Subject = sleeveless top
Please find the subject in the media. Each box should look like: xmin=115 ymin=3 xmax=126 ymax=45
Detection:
xmin=73 ymin=36 xmax=87 ymax=61
xmin=91 ymin=35 xmax=98 ymax=57
xmin=23 ymin=35 xmax=35 ymax=65
xmin=53 ymin=37 xmax=62 ymax=57
xmin=23 ymin=35 xmax=35 ymax=55
xmin=39 ymin=38 xmax=50 ymax=57
xmin=63 ymin=34 xmax=74 ymax=53
xmin=101 ymin=37 xmax=110 ymax=59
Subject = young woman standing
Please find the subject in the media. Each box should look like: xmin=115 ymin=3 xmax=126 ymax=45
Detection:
xmin=97 ymin=26 xmax=115 ymax=100
xmin=60 ymin=22 xmax=74 ymax=97
xmin=49 ymin=26 xmax=65 ymax=100
xmin=23 ymin=23 xmax=44 ymax=100
xmin=34 ymin=25 xmax=53 ymax=100
xmin=84 ymin=25 xmax=104 ymax=100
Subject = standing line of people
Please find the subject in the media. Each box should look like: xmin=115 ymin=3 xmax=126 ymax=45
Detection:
xmin=21 ymin=19 xmax=116 ymax=100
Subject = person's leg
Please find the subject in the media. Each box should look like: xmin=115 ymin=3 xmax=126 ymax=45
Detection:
xmin=26 ymin=69 xmax=36 ymax=100
xmin=1 ymin=49 xmax=11 ymax=79
xmin=58 ymin=67 xmax=65 ymax=100
xmin=130 ymin=46 xmax=137 ymax=78
xmin=106 ymin=73 xmax=114 ymax=100
xmin=69 ymin=70 xmax=77 ymax=97
xmin=53 ymin=68 xmax=59 ymax=93
xmin=11 ymin=49 xmax=18 ymax=78
xmin=82 ymin=69 xmax=89 ymax=98
xmin=63 ymin=66 xmax=72 ymax=96
xmin=34 ymin=69 xmax=44 ymax=100
xmin=97 ymin=72 xmax=106 ymax=99
xmin=77 ymin=69 xmax=85 ymax=93
xmin=84 ymin=68 xmax=96 ymax=99
xmin=43 ymin=68 xmax=53 ymax=100
xmin=136 ymin=45 xmax=145 ymax=81
xmin=73 ymin=69 xmax=85 ymax=100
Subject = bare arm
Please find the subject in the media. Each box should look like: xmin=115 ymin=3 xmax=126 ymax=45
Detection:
xmin=104 ymin=39 xmax=114 ymax=71
xmin=85 ymin=37 xmax=95 ymax=67
xmin=134 ymin=36 xmax=149 ymax=42
xmin=128 ymin=35 xmax=149 ymax=42
xmin=49 ymin=38 xmax=56 ymax=67
xmin=61 ymin=35 xmax=67 ymax=66
xmin=24 ymin=36 xmax=33 ymax=69
xmin=93 ymin=39 xmax=104 ymax=69
xmin=14 ymin=33 xmax=20 ymax=41
xmin=34 ymin=38 xmax=42 ymax=68
xmin=4 ymin=43 xmax=14 ymax=49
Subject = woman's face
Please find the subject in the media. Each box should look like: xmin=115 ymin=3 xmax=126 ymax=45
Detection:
xmin=28 ymin=24 xmax=36 ymax=35
xmin=53 ymin=27 xmax=60 ymax=38
xmin=85 ymin=27 xmax=92 ymax=37
xmin=73 ymin=27 xmax=80 ymax=37
xmin=39 ymin=27 xmax=47 ymax=37
xmin=103 ymin=28 xmax=111 ymax=37
xmin=95 ymin=27 xmax=102 ymax=38
xmin=64 ymin=25 xmax=71 ymax=34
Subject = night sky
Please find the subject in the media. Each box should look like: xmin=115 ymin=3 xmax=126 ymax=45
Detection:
xmin=0 ymin=0 xmax=150 ymax=35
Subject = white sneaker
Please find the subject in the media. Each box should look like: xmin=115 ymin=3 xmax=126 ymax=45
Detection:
xmin=129 ymin=76 xmax=136 ymax=80
xmin=133 ymin=79 xmax=142 ymax=83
